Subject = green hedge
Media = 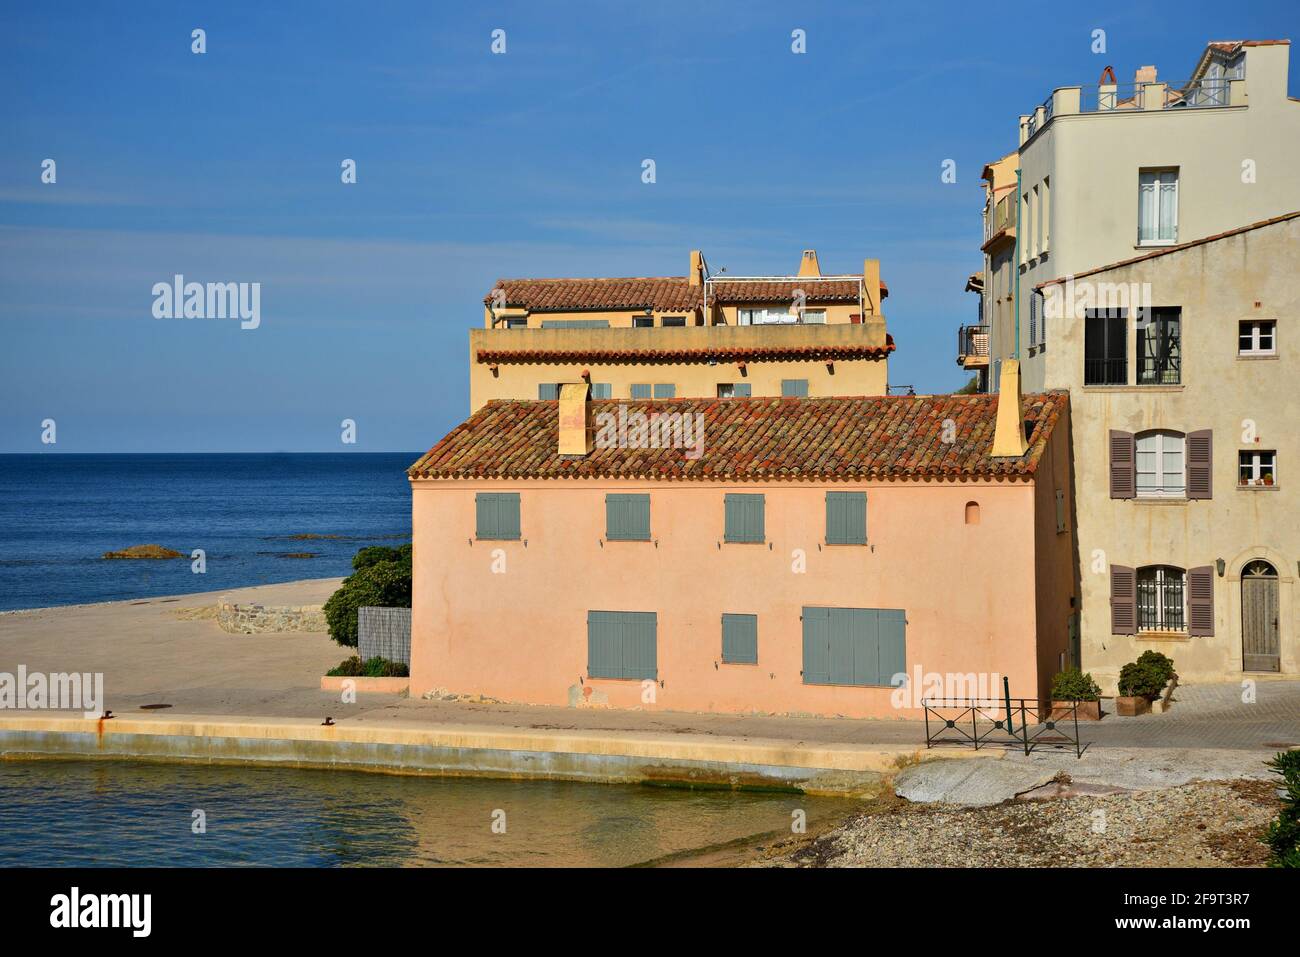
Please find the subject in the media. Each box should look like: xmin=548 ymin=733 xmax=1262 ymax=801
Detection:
xmin=322 ymin=544 xmax=412 ymax=647
xmin=327 ymin=655 xmax=409 ymax=678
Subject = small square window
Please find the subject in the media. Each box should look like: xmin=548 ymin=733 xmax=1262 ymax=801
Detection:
xmin=1238 ymin=450 xmax=1277 ymax=487
xmin=661 ymin=316 xmax=687 ymax=327
xmin=633 ymin=316 xmax=654 ymax=328
xmin=1238 ymin=319 xmax=1276 ymax=356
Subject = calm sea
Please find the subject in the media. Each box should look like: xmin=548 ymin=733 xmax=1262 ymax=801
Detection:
xmin=0 ymin=453 xmax=416 ymax=611
xmin=0 ymin=760 xmax=840 ymax=867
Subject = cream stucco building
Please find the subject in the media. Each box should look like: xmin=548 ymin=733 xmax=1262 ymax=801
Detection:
xmin=1036 ymin=213 xmax=1298 ymax=690
xmin=964 ymin=38 xmax=1300 ymax=691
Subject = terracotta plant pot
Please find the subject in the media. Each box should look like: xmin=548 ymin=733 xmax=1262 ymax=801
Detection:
xmin=1115 ymin=695 xmax=1151 ymax=717
xmin=1051 ymin=699 xmax=1101 ymax=721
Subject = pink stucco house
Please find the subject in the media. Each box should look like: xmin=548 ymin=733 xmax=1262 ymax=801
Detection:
xmin=407 ymin=380 xmax=1076 ymax=719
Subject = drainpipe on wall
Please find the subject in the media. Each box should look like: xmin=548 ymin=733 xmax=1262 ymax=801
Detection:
xmin=1013 ymin=167 xmax=1022 ymax=361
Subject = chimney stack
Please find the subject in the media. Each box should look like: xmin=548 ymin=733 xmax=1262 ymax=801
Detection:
xmin=797 ymin=249 xmax=822 ymax=277
xmin=991 ymin=360 xmax=1029 ymax=458
xmin=862 ymin=258 xmax=882 ymax=315
xmin=1134 ymin=65 xmax=1158 ymax=84
xmin=558 ymin=382 xmax=593 ymax=455
xmin=689 ymin=249 xmax=703 ymax=287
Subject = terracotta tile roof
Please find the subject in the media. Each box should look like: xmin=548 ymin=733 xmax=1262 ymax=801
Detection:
xmin=1207 ymin=39 xmax=1289 ymax=53
xmin=476 ymin=334 xmax=896 ymax=366
xmin=485 ymin=276 xmax=889 ymax=312
xmin=708 ymin=279 xmax=864 ymax=303
xmin=1035 ymin=210 xmax=1300 ymax=289
xmin=409 ymin=391 xmax=1067 ymax=483
xmin=486 ymin=277 xmax=701 ymax=313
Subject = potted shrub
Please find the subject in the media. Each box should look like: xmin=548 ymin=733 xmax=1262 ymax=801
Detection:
xmin=1263 ymin=472 xmax=1275 ymax=487
xmin=1115 ymin=651 xmax=1175 ymax=716
xmin=1049 ymin=668 xmax=1103 ymax=720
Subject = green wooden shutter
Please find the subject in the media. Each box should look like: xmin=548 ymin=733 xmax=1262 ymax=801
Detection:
xmin=876 ymin=610 xmax=907 ymax=686
xmin=631 ymin=384 xmax=652 ymax=399
xmin=781 ymin=379 xmax=809 ymax=397
xmin=721 ymin=613 xmax=758 ymax=664
xmin=605 ymin=493 xmax=650 ymax=541
xmin=829 ymin=608 xmax=859 ymax=685
xmin=653 ymin=383 xmax=676 ymax=398
xmin=588 ymin=611 xmax=656 ymax=679
xmin=591 ymin=383 xmax=612 ymax=399
xmin=587 ymin=611 xmax=622 ymax=678
xmin=804 ymin=607 xmax=905 ymax=686
xmin=734 ymin=383 xmax=752 ymax=397
xmin=538 ymin=383 xmax=559 ymax=400
xmin=801 ymin=607 xmax=831 ymax=684
xmin=623 ymin=611 xmax=658 ymax=680
xmin=475 ymin=492 xmax=520 ymax=540
xmin=825 ymin=492 xmax=867 ymax=544
xmin=724 ymin=493 xmax=764 ymax=543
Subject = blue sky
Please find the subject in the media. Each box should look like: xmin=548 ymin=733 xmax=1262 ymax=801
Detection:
xmin=2 ymin=1 xmax=1296 ymax=452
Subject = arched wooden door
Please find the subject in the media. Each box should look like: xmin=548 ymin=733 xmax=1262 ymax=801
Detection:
xmin=1241 ymin=561 xmax=1280 ymax=672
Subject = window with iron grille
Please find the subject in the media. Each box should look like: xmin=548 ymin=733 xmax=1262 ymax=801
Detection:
xmin=1137 ymin=307 xmax=1181 ymax=384
xmin=1084 ymin=310 xmax=1127 ymax=385
xmin=1137 ymin=566 xmax=1186 ymax=632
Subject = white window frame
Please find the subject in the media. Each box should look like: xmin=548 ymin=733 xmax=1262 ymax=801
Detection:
xmin=1135 ymin=430 xmax=1186 ymax=498
xmin=1137 ymin=168 xmax=1179 ymax=246
xmin=1238 ymin=450 xmax=1277 ymax=486
xmin=1238 ymin=319 xmax=1276 ymax=356
xmin=739 ymin=306 xmax=795 ymax=325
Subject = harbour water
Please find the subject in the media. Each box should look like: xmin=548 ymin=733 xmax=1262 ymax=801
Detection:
xmin=0 ymin=760 xmax=842 ymax=867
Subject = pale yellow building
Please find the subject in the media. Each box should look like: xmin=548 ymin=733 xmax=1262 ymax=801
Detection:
xmin=959 ymin=151 xmax=1018 ymax=391
xmin=471 ymin=250 xmax=892 ymax=411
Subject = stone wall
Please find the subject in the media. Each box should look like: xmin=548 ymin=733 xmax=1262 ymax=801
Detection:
xmin=217 ymin=601 xmax=327 ymax=635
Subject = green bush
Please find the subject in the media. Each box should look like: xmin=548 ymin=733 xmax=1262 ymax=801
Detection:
xmin=1135 ymin=650 xmax=1176 ymax=686
xmin=326 ymin=655 xmax=409 ymax=678
xmin=351 ymin=544 xmax=412 ymax=571
xmin=1050 ymin=668 xmax=1101 ymax=702
xmin=1117 ymin=658 xmax=1170 ymax=700
xmin=1264 ymin=750 xmax=1300 ymax=868
xmin=323 ymin=544 xmax=412 ymax=647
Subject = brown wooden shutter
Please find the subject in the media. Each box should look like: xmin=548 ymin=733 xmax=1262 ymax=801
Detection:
xmin=1110 ymin=565 xmax=1136 ymax=634
xmin=1187 ymin=430 xmax=1213 ymax=499
xmin=1187 ymin=565 xmax=1215 ymax=636
xmin=1109 ymin=430 xmax=1135 ymax=499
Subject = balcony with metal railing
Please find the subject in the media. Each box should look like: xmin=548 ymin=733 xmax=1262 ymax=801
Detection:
xmin=956 ymin=324 xmax=990 ymax=368
xmin=1021 ymin=76 xmax=1241 ymax=145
